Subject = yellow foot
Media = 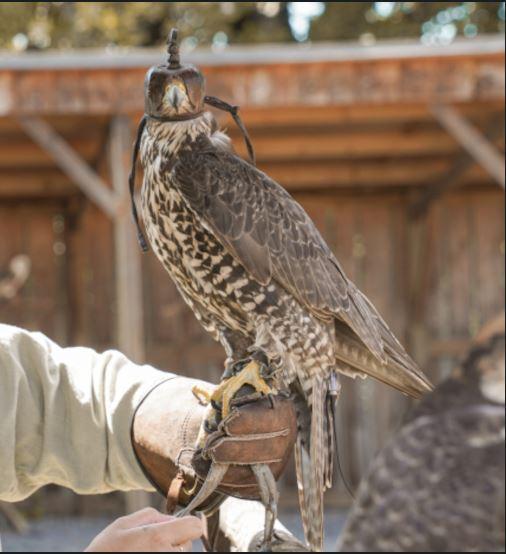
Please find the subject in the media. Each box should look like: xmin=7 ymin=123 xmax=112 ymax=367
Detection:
xmin=192 ymin=385 xmax=212 ymax=405
xmin=211 ymin=360 xmax=275 ymax=418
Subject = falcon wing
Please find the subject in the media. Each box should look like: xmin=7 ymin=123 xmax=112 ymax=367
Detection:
xmin=173 ymin=139 xmax=386 ymax=363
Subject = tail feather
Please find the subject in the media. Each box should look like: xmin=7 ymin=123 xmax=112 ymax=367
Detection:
xmin=325 ymin=393 xmax=335 ymax=489
xmin=334 ymin=318 xmax=433 ymax=398
xmin=293 ymin=377 xmax=331 ymax=552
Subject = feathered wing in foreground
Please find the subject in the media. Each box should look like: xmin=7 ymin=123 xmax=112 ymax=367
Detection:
xmin=134 ymin=30 xmax=433 ymax=551
xmin=337 ymin=315 xmax=505 ymax=552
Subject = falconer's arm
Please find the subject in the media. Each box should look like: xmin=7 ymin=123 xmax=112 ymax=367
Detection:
xmin=0 ymin=323 xmax=305 ymax=551
xmin=0 ymin=322 xmax=171 ymax=500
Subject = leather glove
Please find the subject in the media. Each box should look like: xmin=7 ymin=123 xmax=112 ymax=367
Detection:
xmin=131 ymin=376 xmax=297 ymax=513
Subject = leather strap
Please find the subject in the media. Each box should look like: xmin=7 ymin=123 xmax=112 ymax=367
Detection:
xmin=147 ymin=111 xmax=204 ymax=122
xmin=166 ymin=471 xmax=186 ymax=514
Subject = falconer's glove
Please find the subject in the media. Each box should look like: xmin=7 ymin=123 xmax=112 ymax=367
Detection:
xmin=131 ymin=376 xmax=297 ymax=515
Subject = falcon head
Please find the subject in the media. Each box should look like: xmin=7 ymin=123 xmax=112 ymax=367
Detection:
xmin=459 ymin=313 xmax=505 ymax=404
xmin=144 ymin=28 xmax=205 ymax=120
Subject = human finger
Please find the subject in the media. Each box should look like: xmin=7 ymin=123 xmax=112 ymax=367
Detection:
xmin=144 ymin=515 xmax=203 ymax=547
xmin=116 ymin=507 xmax=174 ymax=529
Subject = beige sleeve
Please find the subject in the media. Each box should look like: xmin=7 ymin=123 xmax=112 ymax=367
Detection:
xmin=0 ymin=323 xmax=172 ymax=502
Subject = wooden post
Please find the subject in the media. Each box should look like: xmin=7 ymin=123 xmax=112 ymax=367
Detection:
xmin=405 ymin=204 xmax=432 ymax=375
xmin=108 ymin=115 xmax=150 ymax=513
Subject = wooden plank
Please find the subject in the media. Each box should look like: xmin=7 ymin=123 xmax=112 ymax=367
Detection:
xmin=67 ymin=201 xmax=116 ymax=347
xmin=0 ymin=202 xmax=68 ymax=342
xmin=0 ymin=135 xmax=99 ymax=167
xmin=232 ymin=127 xmax=461 ymax=161
xmin=471 ymin=191 xmax=505 ymax=330
xmin=0 ymin=157 xmax=495 ymax=201
xmin=405 ymin=206 xmax=433 ymax=374
xmin=0 ymin=113 xmax=111 ymax=134
xmin=262 ymin=158 xmax=491 ymax=190
xmin=18 ymin=116 xmax=118 ymax=217
xmin=0 ymin=170 xmax=74 ymax=197
xmin=432 ymin=104 xmax=505 ymax=188
xmin=108 ymin=115 xmax=149 ymax=513
xmin=230 ymin=101 xmax=505 ymax=129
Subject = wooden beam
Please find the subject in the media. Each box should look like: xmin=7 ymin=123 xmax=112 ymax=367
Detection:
xmin=262 ymin=158 xmax=490 ymax=190
xmin=231 ymin=101 xmax=506 ymax=129
xmin=431 ymin=104 xmax=505 ymax=188
xmin=232 ymin=127 xmax=461 ymax=161
xmin=108 ymin=114 xmax=149 ymax=513
xmin=4 ymin=44 xmax=503 ymax=115
xmin=411 ymin=119 xmax=505 ymax=217
xmin=0 ymin=137 xmax=97 ymax=168
xmin=18 ymin=116 xmax=119 ymax=217
xmin=0 ymin=170 xmax=74 ymax=197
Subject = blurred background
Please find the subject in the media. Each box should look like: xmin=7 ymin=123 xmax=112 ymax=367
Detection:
xmin=0 ymin=2 xmax=504 ymax=551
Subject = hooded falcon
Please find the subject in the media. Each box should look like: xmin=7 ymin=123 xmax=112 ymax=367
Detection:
xmin=130 ymin=30 xmax=433 ymax=551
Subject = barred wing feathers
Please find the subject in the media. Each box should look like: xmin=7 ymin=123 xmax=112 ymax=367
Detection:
xmin=172 ymin=140 xmax=431 ymax=397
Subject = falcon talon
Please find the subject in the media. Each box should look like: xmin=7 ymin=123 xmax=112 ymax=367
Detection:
xmin=210 ymin=399 xmax=222 ymax=411
xmin=267 ymin=393 xmax=276 ymax=409
xmin=191 ymin=385 xmax=211 ymax=406
xmin=204 ymin=419 xmax=218 ymax=434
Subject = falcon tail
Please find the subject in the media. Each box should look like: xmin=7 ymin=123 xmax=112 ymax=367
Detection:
xmin=334 ymin=318 xmax=433 ymax=399
xmin=293 ymin=377 xmax=333 ymax=552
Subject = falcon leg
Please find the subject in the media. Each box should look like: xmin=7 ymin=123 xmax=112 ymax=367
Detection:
xmin=210 ymin=359 xmax=276 ymax=418
xmin=251 ymin=463 xmax=280 ymax=552
xmin=219 ymin=329 xmax=251 ymax=379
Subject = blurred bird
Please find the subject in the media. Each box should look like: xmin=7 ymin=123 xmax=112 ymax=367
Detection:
xmin=0 ymin=255 xmax=31 ymax=302
xmin=130 ymin=29 xmax=433 ymax=551
xmin=337 ymin=314 xmax=505 ymax=552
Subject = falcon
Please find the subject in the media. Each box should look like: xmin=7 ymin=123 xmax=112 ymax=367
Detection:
xmin=129 ymin=29 xmax=433 ymax=551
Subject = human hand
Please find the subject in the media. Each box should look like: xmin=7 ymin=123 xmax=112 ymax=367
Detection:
xmin=85 ymin=507 xmax=203 ymax=552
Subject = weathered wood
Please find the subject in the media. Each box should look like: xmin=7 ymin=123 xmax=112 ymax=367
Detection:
xmin=432 ymin=104 xmax=505 ymax=188
xmin=232 ymin=101 xmax=505 ymax=129
xmin=108 ymin=114 xmax=149 ymax=513
xmin=0 ymin=170 xmax=74 ymax=197
xmin=0 ymin=157 xmax=494 ymax=199
xmin=0 ymin=135 xmax=98 ymax=167
xmin=233 ymin=127 xmax=461 ymax=161
xmin=0 ymin=124 xmax=484 ymax=168
xmin=262 ymin=157 xmax=490 ymax=190
xmin=409 ymin=120 xmax=504 ymax=217
xmin=405 ymin=210 xmax=432 ymax=373
xmin=0 ymin=202 xmax=69 ymax=343
xmin=2 ymin=38 xmax=503 ymax=116
xmin=18 ymin=116 xmax=118 ymax=217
